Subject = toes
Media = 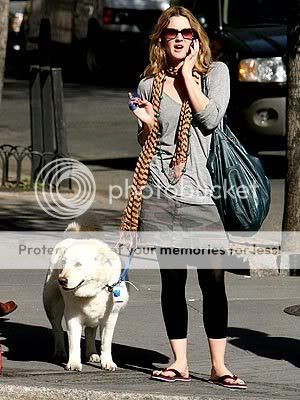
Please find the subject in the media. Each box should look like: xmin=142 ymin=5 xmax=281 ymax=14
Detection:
xmin=152 ymin=369 xmax=164 ymax=376
xmin=88 ymin=353 xmax=101 ymax=363
xmin=101 ymin=361 xmax=117 ymax=371
xmin=100 ymin=355 xmax=117 ymax=371
xmin=65 ymin=363 xmax=82 ymax=372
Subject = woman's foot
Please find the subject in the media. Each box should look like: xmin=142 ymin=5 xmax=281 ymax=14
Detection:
xmin=152 ymin=362 xmax=190 ymax=382
xmin=209 ymin=366 xmax=247 ymax=389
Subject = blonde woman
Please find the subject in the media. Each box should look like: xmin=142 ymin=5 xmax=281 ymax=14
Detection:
xmin=123 ymin=6 xmax=247 ymax=389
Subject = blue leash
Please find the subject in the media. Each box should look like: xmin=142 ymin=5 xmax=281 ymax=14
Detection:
xmin=120 ymin=248 xmax=136 ymax=282
xmin=106 ymin=248 xmax=136 ymax=292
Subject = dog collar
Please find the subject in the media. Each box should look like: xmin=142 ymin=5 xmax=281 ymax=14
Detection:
xmin=105 ymin=278 xmax=122 ymax=293
xmin=105 ymin=248 xmax=135 ymax=292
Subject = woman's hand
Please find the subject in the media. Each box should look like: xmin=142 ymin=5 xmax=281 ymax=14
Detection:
xmin=182 ymin=38 xmax=200 ymax=78
xmin=128 ymin=92 xmax=155 ymax=128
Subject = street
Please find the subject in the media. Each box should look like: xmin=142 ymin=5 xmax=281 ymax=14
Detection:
xmin=0 ymin=79 xmax=140 ymax=161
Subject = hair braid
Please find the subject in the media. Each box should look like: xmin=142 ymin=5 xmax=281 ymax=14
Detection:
xmin=171 ymin=71 xmax=200 ymax=173
xmin=120 ymin=70 xmax=200 ymax=234
xmin=120 ymin=71 xmax=165 ymax=231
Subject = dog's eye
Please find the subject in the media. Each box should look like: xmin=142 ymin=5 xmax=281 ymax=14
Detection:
xmin=75 ymin=262 xmax=82 ymax=268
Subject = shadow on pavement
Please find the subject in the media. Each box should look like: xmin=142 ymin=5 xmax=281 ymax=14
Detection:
xmin=0 ymin=205 xmax=121 ymax=231
xmin=0 ymin=203 xmax=66 ymax=231
xmin=227 ymin=327 xmax=300 ymax=368
xmin=82 ymin=158 xmax=137 ymax=171
xmin=0 ymin=320 xmax=169 ymax=373
xmin=0 ymin=320 xmax=53 ymax=362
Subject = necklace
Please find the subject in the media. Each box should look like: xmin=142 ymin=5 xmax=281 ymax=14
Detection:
xmin=156 ymin=84 xmax=192 ymax=186
xmin=157 ymin=136 xmax=191 ymax=186
xmin=166 ymin=66 xmax=181 ymax=78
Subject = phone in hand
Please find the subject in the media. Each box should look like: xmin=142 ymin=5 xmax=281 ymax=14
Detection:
xmin=187 ymin=36 xmax=197 ymax=55
xmin=128 ymin=92 xmax=141 ymax=111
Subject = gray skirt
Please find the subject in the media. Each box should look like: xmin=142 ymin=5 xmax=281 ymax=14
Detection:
xmin=139 ymin=184 xmax=228 ymax=249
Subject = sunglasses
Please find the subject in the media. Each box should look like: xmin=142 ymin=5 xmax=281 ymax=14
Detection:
xmin=162 ymin=28 xmax=196 ymax=41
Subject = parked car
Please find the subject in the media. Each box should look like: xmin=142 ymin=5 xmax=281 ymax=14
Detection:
xmin=181 ymin=0 xmax=287 ymax=152
xmin=26 ymin=0 xmax=171 ymax=74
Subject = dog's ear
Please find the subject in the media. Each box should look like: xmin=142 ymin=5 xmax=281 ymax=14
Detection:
xmin=96 ymin=247 xmax=120 ymax=267
xmin=50 ymin=246 xmax=67 ymax=266
xmin=50 ymin=238 xmax=76 ymax=266
xmin=96 ymin=247 xmax=112 ymax=263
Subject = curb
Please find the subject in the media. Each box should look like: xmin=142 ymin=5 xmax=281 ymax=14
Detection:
xmin=0 ymin=384 xmax=217 ymax=400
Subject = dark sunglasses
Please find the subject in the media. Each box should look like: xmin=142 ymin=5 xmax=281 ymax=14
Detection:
xmin=162 ymin=28 xmax=195 ymax=41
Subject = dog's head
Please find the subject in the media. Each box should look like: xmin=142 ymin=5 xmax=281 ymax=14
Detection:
xmin=56 ymin=239 xmax=121 ymax=297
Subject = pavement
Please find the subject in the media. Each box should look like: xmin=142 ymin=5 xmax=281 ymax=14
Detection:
xmin=0 ymin=80 xmax=299 ymax=399
xmin=0 ymin=168 xmax=299 ymax=400
xmin=0 ymin=262 xmax=300 ymax=400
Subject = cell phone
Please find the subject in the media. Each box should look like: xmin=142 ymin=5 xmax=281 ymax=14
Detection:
xmin=128 ymin=92 xmax=141 ymax=111
xmin=187 ymin=40 xmax=194 ymax=55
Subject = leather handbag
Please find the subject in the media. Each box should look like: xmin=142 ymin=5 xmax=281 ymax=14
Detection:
xmin=202 ymin=76 xmax=271 ymax=231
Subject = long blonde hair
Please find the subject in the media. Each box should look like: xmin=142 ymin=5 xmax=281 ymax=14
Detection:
xmin=144 ymin=6 xmax=212 ymax=77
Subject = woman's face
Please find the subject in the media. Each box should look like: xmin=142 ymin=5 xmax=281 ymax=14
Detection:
xmin=161 ymin=16 xmax=194 ymax=65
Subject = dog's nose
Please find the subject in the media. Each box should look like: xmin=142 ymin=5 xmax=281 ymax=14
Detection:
xmin=58 ymin=276 xmax=68 ymax=287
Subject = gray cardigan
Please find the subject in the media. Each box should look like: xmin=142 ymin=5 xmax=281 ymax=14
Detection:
xmin=137 ymin=61 xmax=230 ymax=205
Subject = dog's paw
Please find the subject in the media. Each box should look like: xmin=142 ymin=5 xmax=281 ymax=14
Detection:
xmin=65 ymin=360 xmax=82 ymax=372
xmin=88 ymin=353 xmax=101 ymax=363
xmin=100 ymin=354 xmax=117 ymax=371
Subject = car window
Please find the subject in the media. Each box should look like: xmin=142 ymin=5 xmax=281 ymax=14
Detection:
xmin=223 ymin=0 xmax=287 ymax=25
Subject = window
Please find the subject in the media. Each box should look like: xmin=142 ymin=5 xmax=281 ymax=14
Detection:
xmin=224 ymin=0 xmax=287 ymax=25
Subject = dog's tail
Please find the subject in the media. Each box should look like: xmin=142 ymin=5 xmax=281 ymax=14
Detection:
xmin=65 ymin=213 xmax=103 ymax=233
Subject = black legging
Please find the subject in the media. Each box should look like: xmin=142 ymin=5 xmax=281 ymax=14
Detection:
xmin=157 ymin=251 xmax=228 ymax=340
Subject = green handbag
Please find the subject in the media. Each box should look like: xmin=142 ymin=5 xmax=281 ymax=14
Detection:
xmin=203 ymin=76 xmax=271 ymax=231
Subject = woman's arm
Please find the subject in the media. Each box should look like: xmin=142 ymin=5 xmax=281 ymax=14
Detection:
xmin=129 ymin=79 xmax=155 ymax=146
xmin=191 ymin=62 xmax=230 ymax=131
xmin=181 ymin=40 xmax=230 ymax=131
xmin=181 ymin=39 xmax=210 ymax=113
xmin=138 ymin=122 xmax=154 ymax=146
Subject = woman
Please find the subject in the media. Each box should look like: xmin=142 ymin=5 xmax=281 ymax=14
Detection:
xmin=121 ymin=6 xmax=247 ymax=389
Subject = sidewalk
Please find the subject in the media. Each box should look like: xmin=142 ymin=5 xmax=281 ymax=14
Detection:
xmin=0 ymin=169 xmax=299 ymax=400
xmin=0 ymin=269 xmax=299 ymax=400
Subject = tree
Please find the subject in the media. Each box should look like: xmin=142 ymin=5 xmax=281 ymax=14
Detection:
xmin=0 ymin=0 xmax=9 ymax=108
xmin=281 ymin=0 xmax=300 ymax=272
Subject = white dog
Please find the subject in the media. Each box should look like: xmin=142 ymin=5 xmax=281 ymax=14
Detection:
xmin=43 ymin=224 xmax=128 ymax=372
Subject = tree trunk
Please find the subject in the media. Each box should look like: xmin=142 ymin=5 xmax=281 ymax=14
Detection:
xmin=0 ymin=0 xmax=9 ymax=109
xmin=282 ymin=0 xmax=300 ymax=259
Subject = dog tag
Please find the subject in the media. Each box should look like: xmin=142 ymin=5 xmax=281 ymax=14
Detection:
xmin=113 ymin=281 xmax=127 ymax=303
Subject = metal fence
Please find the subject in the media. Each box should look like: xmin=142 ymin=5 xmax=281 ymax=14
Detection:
xmin=0 ymin=66 xmax=69 ymax=190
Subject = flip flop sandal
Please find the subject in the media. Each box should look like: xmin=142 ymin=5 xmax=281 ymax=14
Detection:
xmin=208 ymin=374 xmax=247 ymax=389
xmin=151 ymin=368 xmax=191 ymax=383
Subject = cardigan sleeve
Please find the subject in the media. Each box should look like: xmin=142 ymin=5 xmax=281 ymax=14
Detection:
xmin=137 ymin=77 xmax=152 ymax=101
xmin=193 ymin=62 xmax=230 ymax=131
xmin=136 ymin=77 xmax=153 ymax=132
